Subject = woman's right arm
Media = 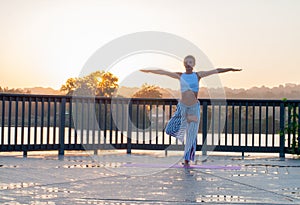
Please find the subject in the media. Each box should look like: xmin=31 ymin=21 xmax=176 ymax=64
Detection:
xmin=140 ymin=69 xmax=181 ymax=79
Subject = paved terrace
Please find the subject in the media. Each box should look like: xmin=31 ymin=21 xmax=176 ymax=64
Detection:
xmin=1 ymin=151 xmax=300 ymax=205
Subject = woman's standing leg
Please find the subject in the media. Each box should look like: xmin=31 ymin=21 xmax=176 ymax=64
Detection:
xmin=183 ymin=103 xmax=200 ymax=164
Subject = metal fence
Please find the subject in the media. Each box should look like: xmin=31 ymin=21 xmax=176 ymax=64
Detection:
xmin=1 ymin=93 xmax=299 ymax=158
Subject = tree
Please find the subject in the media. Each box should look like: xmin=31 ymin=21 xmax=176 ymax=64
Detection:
xmin=95 ymin=72 xmax=119 ymax=97
xmin=60 ymin=71 xmax=119 ymax=97
xmin=132 ymin=83 xmax=162 ymax=98
xmin=60 ymin=78 xmax=77 ymax=95
xmin=130 ymin=84 xmax=162 ymax=130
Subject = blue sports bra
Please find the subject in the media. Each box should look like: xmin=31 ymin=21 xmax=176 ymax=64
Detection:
xmin=180 ymin=72 xmax=199 ymax=93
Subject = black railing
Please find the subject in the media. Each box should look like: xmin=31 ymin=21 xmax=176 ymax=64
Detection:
xmin=1 ymin=93 xmax=299 ymax=158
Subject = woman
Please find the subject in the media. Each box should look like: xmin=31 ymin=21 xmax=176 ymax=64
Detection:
xmin=140 ymin=55 xmax=241 ymax=166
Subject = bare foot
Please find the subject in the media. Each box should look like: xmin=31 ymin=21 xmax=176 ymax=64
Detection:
xmin=183 ymin=160 xmax=190 ymax=167
xmin=187 ymin=115 xmax=198 ymax=123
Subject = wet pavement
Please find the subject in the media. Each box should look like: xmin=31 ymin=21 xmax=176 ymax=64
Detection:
xmin=1 ymin=151 xmax=300 ymax=204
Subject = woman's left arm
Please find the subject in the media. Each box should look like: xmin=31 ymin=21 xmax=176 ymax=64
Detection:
xmin=197 ymin=68 xmax=242 ymax=78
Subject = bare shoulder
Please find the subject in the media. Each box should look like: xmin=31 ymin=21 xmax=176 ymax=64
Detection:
xmin=196 ymin=70 xmax=218 ymax=78
xmin=168 ymin=72 xmax=181 ymax=79
xmin=195 ymin=71 xmax=205 ymax=79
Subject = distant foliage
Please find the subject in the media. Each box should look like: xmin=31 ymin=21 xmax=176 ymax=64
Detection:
xmin=0 ymin=86 xmax=31 ymax=94
xmin=60 ymin=71 xmax=119 ymax=97
xmin=132 ymin=83 xmax=162 ymax=98
xmin=221 ymin=84 xmax=300 ymax=99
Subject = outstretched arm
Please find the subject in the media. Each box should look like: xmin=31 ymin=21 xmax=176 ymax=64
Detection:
xmin=197 ymin=68 xmax=242 ymax=78
xmin=140 ymin=69 xmax=181 ymax=79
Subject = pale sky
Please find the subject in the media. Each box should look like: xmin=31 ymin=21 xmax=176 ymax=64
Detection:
xmin=1 ymin=0 xmax=300 ymax=90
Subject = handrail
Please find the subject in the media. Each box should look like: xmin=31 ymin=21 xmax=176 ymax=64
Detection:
xmin=0 ymin=93 xmax=298 ymax=158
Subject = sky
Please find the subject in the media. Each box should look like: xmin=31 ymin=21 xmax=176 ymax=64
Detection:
xmin=1 ymin=0 xmax=300 ymax=90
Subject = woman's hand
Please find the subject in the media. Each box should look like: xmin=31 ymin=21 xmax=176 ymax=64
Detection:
xmin=230 ymin=68 xmax=242 ymax=72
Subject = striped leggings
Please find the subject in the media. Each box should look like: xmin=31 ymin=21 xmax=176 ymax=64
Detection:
xmin=181 ymin=102 xmax=200 ymax=161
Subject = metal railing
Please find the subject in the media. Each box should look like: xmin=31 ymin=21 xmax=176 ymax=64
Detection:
xmin=1 ymin=93 xmax=299 ymax=158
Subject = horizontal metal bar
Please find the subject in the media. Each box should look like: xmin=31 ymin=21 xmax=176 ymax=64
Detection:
xmin=0 ymin=94 xmax=296 ymax=157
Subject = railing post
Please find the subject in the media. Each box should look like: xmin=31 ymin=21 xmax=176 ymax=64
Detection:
xmin=202 ymin=101 xmax=208 ymax=156
xmin=59 ymin=97 xmax=66 ymax=159
xmin=279 ymin=101 xmax=285 ymax=158
xmin=23 ymin=151 xmax=27 ymax=158
xmin=127 ymin=100 xmax=132 ymax=154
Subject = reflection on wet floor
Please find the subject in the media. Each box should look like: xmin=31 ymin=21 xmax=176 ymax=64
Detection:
xmin=55 ymin=162 xmax=123 ymax=169
xmin=0 ymin=182 xmax=40 ymax=190
xmin=74 ymin=194 xmax=249 ymax=204
xmin=1 ymin=155 xmax=300 ymax=204
xmin=0 ymin=164 xmax=18 ymax=168
xmin=196 ymin=194 xmax=248 ymax=203
xmin=281 ymin=187 xmax=300 ymax=199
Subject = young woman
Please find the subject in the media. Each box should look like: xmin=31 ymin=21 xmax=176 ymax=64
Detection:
xmin=140 ymin=55 xmax=241 ymax=166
